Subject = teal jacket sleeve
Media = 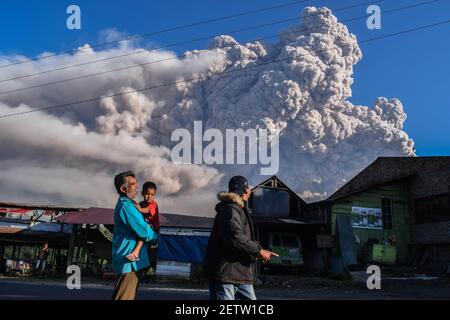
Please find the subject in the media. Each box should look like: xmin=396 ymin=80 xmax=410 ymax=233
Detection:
xmin=121 ymin=202 xmax=157 ymax=242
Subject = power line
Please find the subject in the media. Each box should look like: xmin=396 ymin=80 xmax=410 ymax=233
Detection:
xmin=1 ymin=17 xmax=449 ymax=120
xmin=0 ymin=0 xmax=384 ymax=85
xmin=0 ymin=0 xmax=440 ymax=96
xmin=0 ymin=0 xmax=311 ymax=70
xmin=0 ymin=0 xmax=398 ymax=96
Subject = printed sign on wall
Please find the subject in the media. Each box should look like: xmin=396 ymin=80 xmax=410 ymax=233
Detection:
xmin=351 ymin=206 xmax=383 ymax=230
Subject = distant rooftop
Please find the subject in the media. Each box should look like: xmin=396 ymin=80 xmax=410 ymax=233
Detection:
xmin=55 ymin=207 xmax=214 ymax=229
xmin=328 ymin=156 xmax=450 ymax=201
xmin=0 ymin=201 xmax=82 ymax=211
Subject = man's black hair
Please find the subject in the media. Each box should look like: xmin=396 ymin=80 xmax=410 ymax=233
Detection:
xmin=114 ymin=171 xmax=135 ymax=195
xmin=142 ymin=181 xmax=157 ymax=192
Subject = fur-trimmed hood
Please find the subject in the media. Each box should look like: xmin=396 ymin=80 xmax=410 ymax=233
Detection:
xmin=205 ymin=191 xmax=260 ymax=284
xmin=217 ymin=191 xmax=245 ymax=208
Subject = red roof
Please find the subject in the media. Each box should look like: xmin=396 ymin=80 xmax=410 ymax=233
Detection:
xmin=56 ymin=207 xmax=113 ymax=225
xmin=56 ymin=207 xmax=213 ymax=229
xmin=0 ymin=208 xmax=32 ymax=214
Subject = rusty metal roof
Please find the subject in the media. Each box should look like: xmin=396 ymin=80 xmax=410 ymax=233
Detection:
xmin=56 ymin=207 xmax=214 ymax=229
xmin=0 ymin=226 xmax=24 ymax=234
xmin=56 ymin=207 xmax=113 ymax=225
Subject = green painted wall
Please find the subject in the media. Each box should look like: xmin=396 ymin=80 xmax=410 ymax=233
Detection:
xmin=331 ymin=181 xmax=410 ymax=263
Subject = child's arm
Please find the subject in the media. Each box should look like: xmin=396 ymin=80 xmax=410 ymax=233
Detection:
xmin=133 ymin=202 xmax=150 ymax=214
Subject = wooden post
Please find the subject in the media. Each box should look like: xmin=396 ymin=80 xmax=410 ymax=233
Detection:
xmin=0 ymin=242 xmax=5 ymax=268
xmin=17 ymin=246 xmax=22 ymax=259
xmin=55 ymin=248 xmax=60 ymax=269
xmin=76 ymin=245 xmax=81 ymax=260
xmin=50 ymin=247 xmax=56 ymax=266
xmin=77 ymin=246 xmax=84 ymax=271
xmin=67 ymin=224 xmax=77 ymax=266
xmin=73 ymin=247 xmax=78 ymax=265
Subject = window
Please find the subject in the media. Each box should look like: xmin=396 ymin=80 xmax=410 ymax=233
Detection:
xmin=415 ymin=193 xmax=450 ymax=224
xmin=431 ymin=194 xmax=450 ymax=223
xmin=415 ymin=197 xmax=432 ymax=224
xmin=272 ymin=234 xmax=281 ymax=247
xmin=381 ymin=198 xmax=393 ymax=230
xmin=282 ymin=235 xmax=299 ymax=248
xmin=251 ymin=187 xmax=290 ymax=217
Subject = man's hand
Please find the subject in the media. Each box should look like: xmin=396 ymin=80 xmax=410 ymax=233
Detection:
xmin=258 ymin=249 xmax=279 ymax=264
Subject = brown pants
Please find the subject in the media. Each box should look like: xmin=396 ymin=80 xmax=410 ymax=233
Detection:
xmin=112 ymin=271 xmax=140 ymax=300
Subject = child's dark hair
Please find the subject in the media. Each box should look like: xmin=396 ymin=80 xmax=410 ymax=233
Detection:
xmin=142 ymin=181 xmax=157 ymax=192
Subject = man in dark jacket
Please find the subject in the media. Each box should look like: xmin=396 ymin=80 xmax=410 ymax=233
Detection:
xmin=203 ymin=176 xmax=278 ymax=300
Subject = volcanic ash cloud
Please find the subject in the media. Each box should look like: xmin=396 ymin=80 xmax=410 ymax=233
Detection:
xmin=0 ymin=7 xmax=414 ymax=209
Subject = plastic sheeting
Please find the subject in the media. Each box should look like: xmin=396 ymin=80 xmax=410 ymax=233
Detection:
xmin=158 ymin=235 xmax=209 ymax=264
xmin=28 ymin=222 xmax=72 ymax=233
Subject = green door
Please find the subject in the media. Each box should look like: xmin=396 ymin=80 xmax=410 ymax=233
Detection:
xmin=372 ymin=244 xmax=396 ymax=265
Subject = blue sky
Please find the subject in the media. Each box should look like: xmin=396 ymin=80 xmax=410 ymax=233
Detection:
xmin=0 ymin=0 xmax=449 ymax=155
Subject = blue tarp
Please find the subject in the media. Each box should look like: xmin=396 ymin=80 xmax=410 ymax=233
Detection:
xmin=0 ymin=221 xmax=72 ymax=234
xmin=28 ymin=222 xmax=72 ymax=233
xmin=158 ymin=235 xmax=209 ymax=264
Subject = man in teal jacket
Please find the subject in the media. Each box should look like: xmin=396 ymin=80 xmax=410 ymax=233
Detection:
xmin=111 ymin=171 xmax=157 ymax=300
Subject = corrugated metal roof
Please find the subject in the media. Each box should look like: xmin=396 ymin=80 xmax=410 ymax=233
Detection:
xmin=336 ymin=215 xmax=358 ymax=266
xmin=57 ymin=207 xmax=113 ymax=225
xmin=0 ymin=201 xmax=83 ymax=211
xmin=56 ymin=207 xmax=214 ymax=229
xmin=27 ymin=222 xmax=72 ymax=233
xmin=252 ymin=216 xmax=310 ymax=225
xmin=160 ymin=213 xmax=213 ymax=229
xmin=328 ymin=156 xmax=450 ymax=201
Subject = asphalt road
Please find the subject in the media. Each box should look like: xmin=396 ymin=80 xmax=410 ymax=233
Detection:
xmin=0 ymin=279 xmax=209 ymax=300
xmin=1 ymin=277 xmax=450 ymax=300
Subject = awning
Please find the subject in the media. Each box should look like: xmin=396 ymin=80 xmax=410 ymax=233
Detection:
xmin=0 ymin=226 xmax=26 ymax=234
xmin=0 ymin=221 xmax=72 ymax=240
xmin=26 ymin=222 xmax=72 ymax=234
xmin=0 ymin=221 xmax=28 ymax=234
xmin=0 ymin=208 xmax=32 ymax=214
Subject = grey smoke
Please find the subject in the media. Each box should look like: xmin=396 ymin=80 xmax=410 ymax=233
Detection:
xmin=0 ymin=7 xmax=414 ymax=213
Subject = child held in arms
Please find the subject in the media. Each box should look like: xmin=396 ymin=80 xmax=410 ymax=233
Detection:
xmin=126 ymin=182 xmax=160 ymax=262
